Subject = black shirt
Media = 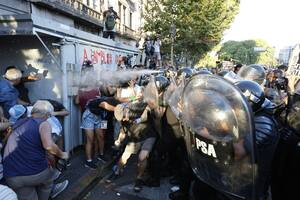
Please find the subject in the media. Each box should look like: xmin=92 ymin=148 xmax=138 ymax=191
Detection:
xmin=42 ymin=99 xmax=66 ymax=112
xmin=87 ymin=96 xmax=120 ymax=116
xmin=122 ymin=106 xmax=157 ymax=142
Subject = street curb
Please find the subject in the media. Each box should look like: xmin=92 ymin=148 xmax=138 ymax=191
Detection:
xmin=54 ymin=157 xmax=117 ymax=200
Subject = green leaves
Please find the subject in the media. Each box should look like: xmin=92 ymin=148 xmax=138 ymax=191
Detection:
xmin=219 ymin=39 xmax=277 ymax=66
xmin=143 ymin=0 xmax=240 ymax=65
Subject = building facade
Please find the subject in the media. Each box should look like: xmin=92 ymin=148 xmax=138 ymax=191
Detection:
xmin=278 ymin=46 xmax=293 ymax=66
xmin=0 ymin=0 xmax=143 ymax=151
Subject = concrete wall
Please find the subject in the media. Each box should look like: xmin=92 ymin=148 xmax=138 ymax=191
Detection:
xmin=0 ymin=0 xmax=30 ymax=15
xmin=0 ymin=35 xmax=62 ymax=102
xmin=31 ymin=4 xmax=74 ymax=27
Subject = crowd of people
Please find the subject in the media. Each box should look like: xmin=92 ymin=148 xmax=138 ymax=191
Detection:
xmin=74 ymin=60 xmax=300 ymax=200
xmin=1 ymin=60 xmax=300 ymax=200
xmin=0 ymin=67 xmax=70 ymax=200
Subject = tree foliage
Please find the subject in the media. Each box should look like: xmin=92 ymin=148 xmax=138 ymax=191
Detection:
xmin=143 ymin=0 xmax=240 ymax=65
xmin=219 ymin=39 xmax=277 ymax=66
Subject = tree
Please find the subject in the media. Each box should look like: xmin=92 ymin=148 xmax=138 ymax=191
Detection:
xmin=219 ymin=39 xmax=277 ymax=66
xmin=143 ymin=0 xmax=240 ymax=66
xmin=197 ymin=45 xmax=221 ymax=68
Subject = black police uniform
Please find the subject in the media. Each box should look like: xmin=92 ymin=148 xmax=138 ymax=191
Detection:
xmin=271 ymin=94 xmax=300 ymax=200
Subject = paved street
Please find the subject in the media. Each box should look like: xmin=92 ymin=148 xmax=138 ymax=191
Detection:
xmin=83 ymin=157 xmax=172 ymax=200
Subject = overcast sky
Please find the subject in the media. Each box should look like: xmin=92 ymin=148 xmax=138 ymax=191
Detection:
xmin=222 ymin=0 xmax=300 ymax=50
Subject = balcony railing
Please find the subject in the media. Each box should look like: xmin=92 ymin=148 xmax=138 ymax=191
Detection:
xmin=60 ymin=0 xmax=102 ymax=21
xmin=30 ymin=0 xmax=103 ymax=22
xmin=30 ymin=0 xmax=137 ymax=38
xmin=115 ymin=21 xmax=136 ymax=39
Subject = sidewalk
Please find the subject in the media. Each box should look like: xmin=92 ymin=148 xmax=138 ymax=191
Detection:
xmin=53 ymin=147 xmax=115 ymax=200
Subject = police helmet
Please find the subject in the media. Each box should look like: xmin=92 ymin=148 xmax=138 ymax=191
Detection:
xmin=177 ymin=67 xmax=194 ymax=79
xmin=235 ymin=80 xmax=265 ymax=112
xmin=195 ymin=69 xmax=213 ymax=75
xmin=218 ymin=70 xmax=229 ymax=77
xmin=155 ymin=75 xmax=170 ymax=93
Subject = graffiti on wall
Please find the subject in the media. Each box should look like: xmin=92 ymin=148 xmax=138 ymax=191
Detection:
xmin=80 ymin=47 xmax=130 ymax=70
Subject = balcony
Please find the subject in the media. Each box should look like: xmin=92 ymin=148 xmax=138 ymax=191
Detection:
xmin=115 ymin=21 xmax=137 ymax=39
xmin=29 ymin=0 xmax=103 ymax=26
xmin=28 ymin=0 xmax=137 ymax=39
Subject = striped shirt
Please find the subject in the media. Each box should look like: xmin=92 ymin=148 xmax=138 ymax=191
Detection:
xmin=0 ymin=184 xmax=17 ymax=200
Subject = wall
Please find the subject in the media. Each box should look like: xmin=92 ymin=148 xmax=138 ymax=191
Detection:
xmin=31 ymin=4 xmax=74 ymax=27
xmin=0 ymin=35 xmax=62 ymax=102
xmin=0 ymin=0 xmax=30 ymax=15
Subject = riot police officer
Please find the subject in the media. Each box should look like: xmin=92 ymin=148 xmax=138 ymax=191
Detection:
xmin=235 ymin=80 xmax=279 ymax=200
xmin=178 ymin=74 xmax=278 ymax=200
xmin=271 ymin=79 xmax=300 ymax=200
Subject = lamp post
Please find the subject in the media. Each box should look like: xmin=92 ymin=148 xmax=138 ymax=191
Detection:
xmin=170 ymin=24 xmax=176 ymax=66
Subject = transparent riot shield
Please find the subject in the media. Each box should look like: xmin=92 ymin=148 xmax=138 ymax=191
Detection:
xmin=143 ymin=76 xmax=159 ymax=109
xmin=181 ymin=74 xmax=256 ymax=199
xmin=168 ymin=81 xmax=185 ymax=119
xmin=238 ymin=64 xmax=265 ymax=85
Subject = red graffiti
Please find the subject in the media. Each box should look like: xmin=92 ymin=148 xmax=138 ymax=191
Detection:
xmin=83 ymin=49 xmax=88 ymax=61
xmin=82 ymin=48 xmax=114 ymax=65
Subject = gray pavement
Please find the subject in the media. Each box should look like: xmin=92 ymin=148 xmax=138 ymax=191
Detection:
xmin=84 ymin=157 xmax=173 ymax=200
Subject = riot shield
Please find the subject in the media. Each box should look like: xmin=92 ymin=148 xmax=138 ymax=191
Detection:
xmin=181 ymin=74 xmax=256 ymax=199
xmin=143 ymin=76 xmax=159 ymax=109
xmin=168 ymin=81 xmax=185 ymax=119
xmin=238 ymin=64 xmax=265 ymax=85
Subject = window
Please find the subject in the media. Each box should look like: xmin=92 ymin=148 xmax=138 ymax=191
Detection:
xmin=93 ymin=0 xmax=97 ymax=10
xmin=86 ymin=0 xmax=90 ymax=6
xmin=129 ymin=12 xmax=132 ymax=29
xmin=123 ymin=6 xmax=126 ymax=25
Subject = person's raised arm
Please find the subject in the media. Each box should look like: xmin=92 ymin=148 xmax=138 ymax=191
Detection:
xmin=39 ymin=121 xmax=68 ymax=159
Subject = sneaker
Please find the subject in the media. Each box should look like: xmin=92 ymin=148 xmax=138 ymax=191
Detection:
xmin=85 ymin=160 xmax=97 ymax=170
xmin=133 ymin=179 xmax=143 ymax=193
xmin=52 ymin=170 xmax=61 ymax=181
xmin=50 ymin=180 xmax=69 ymax=199
xmin=105 ymin=172 xmax=119 ymax=183
xmin=66 ymin=160 xmax=71 ymax=167
xmin=97 ymin=154 xmax=108 ymax=163
xmin=170 ymin=185 xmax=180 ymax=192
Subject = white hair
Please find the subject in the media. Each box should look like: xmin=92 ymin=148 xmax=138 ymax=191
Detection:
xmin=31 ymin=100 xmax=54 ymax=116
xmin=4 ymin=68 xmax=22 ymax=81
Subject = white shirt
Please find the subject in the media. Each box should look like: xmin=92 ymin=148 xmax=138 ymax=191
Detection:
xmin=153 ymin=40 xmax=161 ymax=53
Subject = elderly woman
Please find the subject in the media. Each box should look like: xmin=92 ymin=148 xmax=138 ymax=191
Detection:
xmin=3 ymin=100 xmax=68 ymax=200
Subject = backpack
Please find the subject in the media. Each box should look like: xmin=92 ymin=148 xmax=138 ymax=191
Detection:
xmin=145 ymin=42 xmax=152 ymax=56
xmin=105 ymin=14 xmax=116 ymax=31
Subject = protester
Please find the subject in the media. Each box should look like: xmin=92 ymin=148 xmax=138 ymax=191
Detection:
xmin=81 ymin=96 xmax=121 ymax=169
xmin=0 ymin=68 xmax=29 ymax=118
xmin=3 ymin=100 xmax=69 ymax=200
xmin=0 ymin=185 xmax=17 ymax=200
xmin=0 ymin=106 xmax=11 ymax=184
xmin=107 ymin=100 xmax=157 ymax=193
xmin=103 ymin=5 xmax=119 ymax=40
xmin=143 ymin=36 xmax=154 ymax=68
xmin=75 ymin=60 xmax=100 ymax=112
xmin=152 ymin=35 xmax=162 ymax=68
xmin=9 ymin=102 xmax=70 ymax=199
xmin=4 ymin=66 xmax=45 ymax=104
xmin=234 ymin=63 xmax=242 ymax=74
